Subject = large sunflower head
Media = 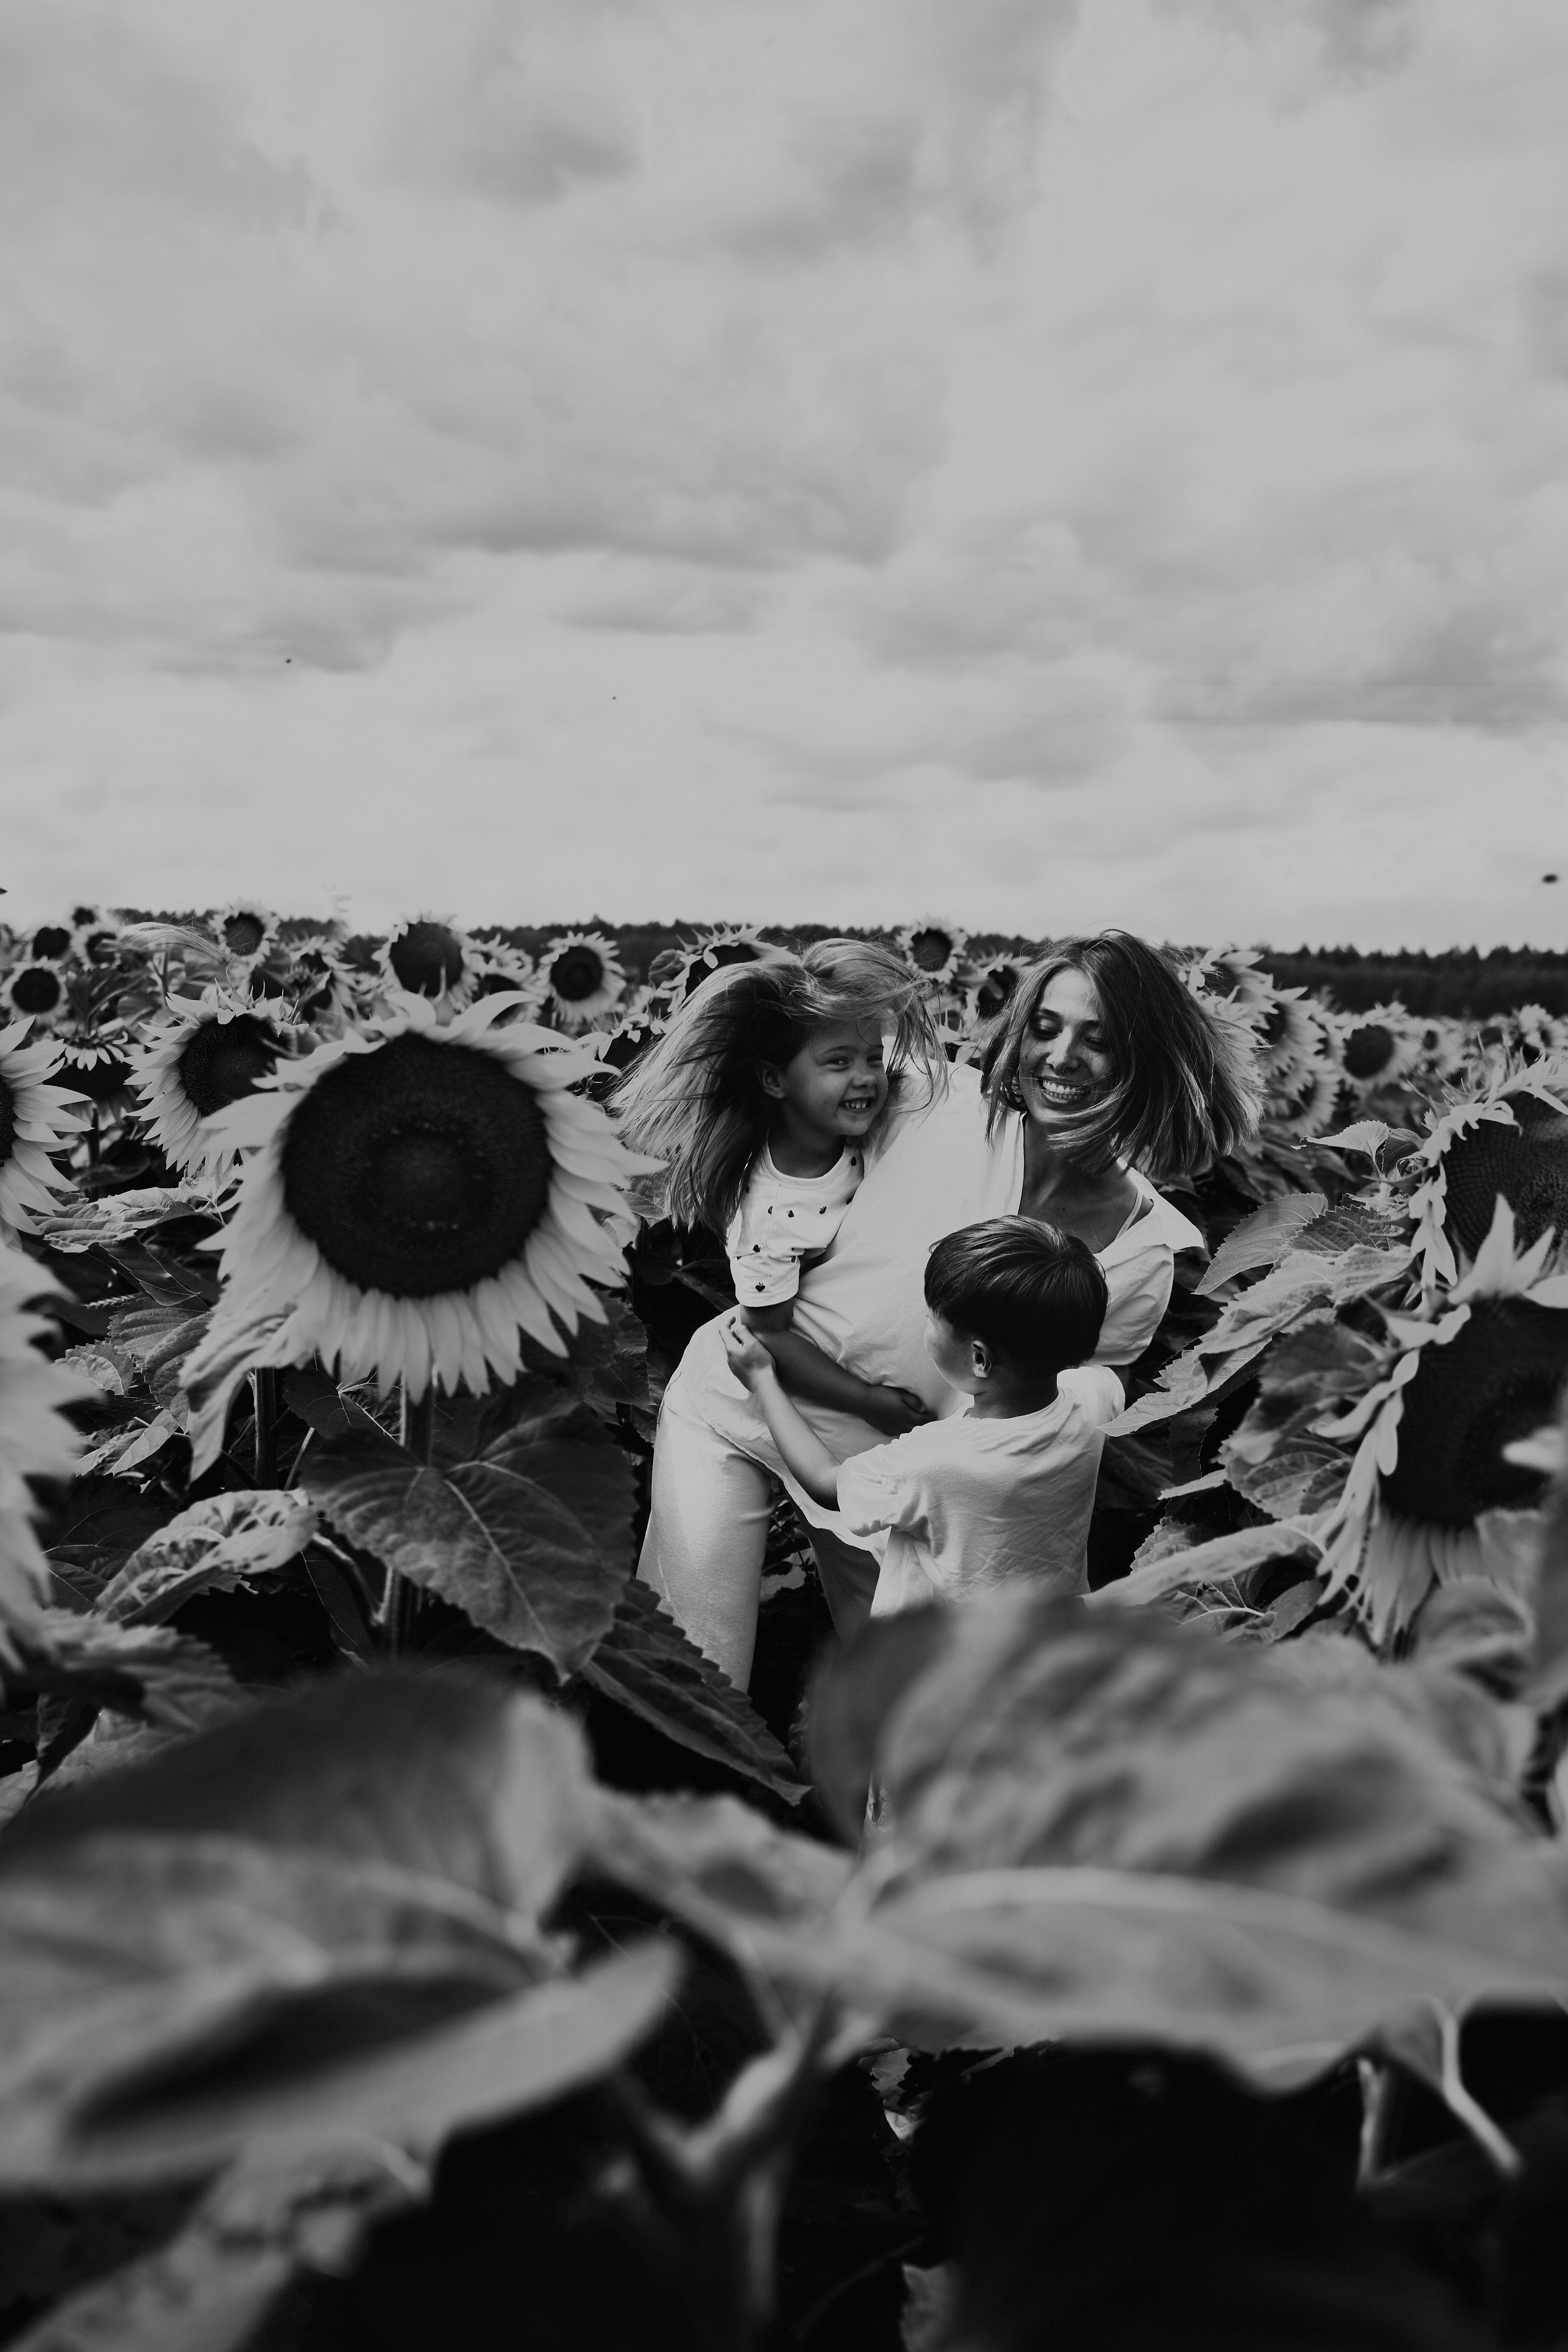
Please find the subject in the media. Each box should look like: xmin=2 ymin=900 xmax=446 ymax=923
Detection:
xmin=896 ymin=917 xmax=968 ymax=987
xmin=541 ymin=931 xmax=626 ymax=1028
xmin=192 ymin=994 xmax=658 ymax=1403
xmin=0 ymin=1022 xmax=87 ymax=1236
xmin=3 ymin=961 xmax=69 ymax=1032
xmin=1316 ymin=1201 xmax=1568 ymax=1638
xmin=131 ymin=989 xmax=287 ymax=1180
xmin=379 ymin=914 xmax=475 ymax=1007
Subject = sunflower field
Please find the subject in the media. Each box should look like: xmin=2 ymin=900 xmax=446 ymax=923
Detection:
xmin=0 ymin=903 xmax=1567 ymax=2350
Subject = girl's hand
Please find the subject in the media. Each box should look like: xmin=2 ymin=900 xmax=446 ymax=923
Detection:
xmin=721 ymin=1311 xmax=776 ymax=1392
xmin=862 ymin=1385 xmax=934 ymax=1437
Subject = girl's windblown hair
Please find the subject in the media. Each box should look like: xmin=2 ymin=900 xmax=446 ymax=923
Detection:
xmin=615 ymin=939 xmax=945 ymax=1232
xmin=978 ymin=931 xmax=1262 ymax=1178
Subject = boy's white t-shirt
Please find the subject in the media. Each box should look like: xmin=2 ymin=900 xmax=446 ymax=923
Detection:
xmin=837 ymin=1383 xmax=1117 ymax=1619
xmin=725 ymin=1143 xmax=866 ymax=1308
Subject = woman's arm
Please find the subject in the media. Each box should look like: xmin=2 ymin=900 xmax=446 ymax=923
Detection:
xmin=740 ymin=1301 xmax=929 ymax=1436
xmin=721 ymin=1317 xmax=844 ymax=1509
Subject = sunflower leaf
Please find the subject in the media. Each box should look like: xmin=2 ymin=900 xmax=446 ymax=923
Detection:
xmin=1193 ymin=1195 xmax=1326 ymax=1296
xmin=95 ymin=1491 xmax=320 ymax=1628
xmin=302 ymin=1430 xmax=632 ymax=1674
xmin=580 ymin=1582 xmax=807 ymax=1805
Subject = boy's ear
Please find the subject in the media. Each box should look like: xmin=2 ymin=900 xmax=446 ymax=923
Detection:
xmin=970 ymin=1338 xmax=993 ymax=1379
xmin=757 ymin=1063 xmax=788 ymax=1100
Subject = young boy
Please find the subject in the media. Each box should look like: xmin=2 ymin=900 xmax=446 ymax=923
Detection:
xmin=720 ymin=1215 xmax=1113 ymax=1618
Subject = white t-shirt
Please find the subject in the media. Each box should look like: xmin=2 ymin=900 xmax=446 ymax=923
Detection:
xmin=839 ymin=1387 xmax=1114 ymax=1617
xmin=725 ymin=1143 xmax=865 ymax=1308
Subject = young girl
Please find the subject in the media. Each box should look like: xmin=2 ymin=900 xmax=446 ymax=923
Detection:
xmin=616 ymin=940 xmax=946 ymax=1433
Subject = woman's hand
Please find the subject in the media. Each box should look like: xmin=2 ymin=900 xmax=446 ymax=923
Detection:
xmin=721 ymin=1310 xmax=777 ymax=1393
xmin=860 ymin=1384 xmax=934 ymax=1438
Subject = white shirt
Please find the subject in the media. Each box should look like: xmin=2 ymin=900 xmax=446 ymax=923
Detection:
xmin=838 ymin=1388 xmax=1114 ymax=1617
xmin=725 ymin=1143 xmax=865 ymax=1308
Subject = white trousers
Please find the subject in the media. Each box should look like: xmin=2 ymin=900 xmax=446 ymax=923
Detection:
xmin=635 ymin=1366 xmax=882 ymax=1690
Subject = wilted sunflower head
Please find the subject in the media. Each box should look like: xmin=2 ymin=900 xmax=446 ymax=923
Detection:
xmin=3 ymin=963 xmax=67 ymax=1029
xmin=897 ymin=918 xmax=968 ymax=984
xmin=382 ymin=915 xmax=472 ymax=1003
xmin=28 ymin=924 xmax=72 ymax=963
xmin=971 ymin=958 xmax=1023 ymax=1025
xmin=194 ymin=994 xmax=656 ymax=1402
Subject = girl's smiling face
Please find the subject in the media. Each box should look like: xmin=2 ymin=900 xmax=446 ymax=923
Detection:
xmin=764 ymin=1017 xmax=888 ymax=1145
xmin=1018 ymin=967 xmax=1115 ymax=1129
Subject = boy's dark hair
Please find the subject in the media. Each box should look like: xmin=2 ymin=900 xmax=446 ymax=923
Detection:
xmin=924 ymin=1216 xmax=1108 ymax=1377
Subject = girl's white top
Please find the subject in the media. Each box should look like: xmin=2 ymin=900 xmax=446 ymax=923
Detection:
xmin=841 ymin=1385 xmax=1120 ymax=1619
xmin=725 ymin=1142 xmax=866 ymax=1308
xmin=671 ymin=1061 xmax=1206 ymax=1508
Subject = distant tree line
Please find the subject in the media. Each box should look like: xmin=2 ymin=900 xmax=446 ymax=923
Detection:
xmin=491 ymin=925 xmax=1568 ymax=1018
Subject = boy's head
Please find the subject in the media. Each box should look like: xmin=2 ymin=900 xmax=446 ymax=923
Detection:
xmin=922 ymin=1216 xmax=1108 ymax=1391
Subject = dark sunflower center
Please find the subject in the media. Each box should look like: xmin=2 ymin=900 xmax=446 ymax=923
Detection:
xmin=550 ymin=946 xmax=605 ymax=1002
xmin=222 ymin=913 xmax=268 ymax=958
xmin=601 ymin=1023 xmax=655 ymax=1073
xmin=62 ymin=1050 xmax=131 ymax=1102
xmin=177 ymin=1015 xmax=281 ymax=1116
xmin=909 ymin=929 xmax=953 ymax=973
xmin=81 ymin=929 xmax=118 ymax=966
xmin=279 ymin=1033 xmax=552 ymax=1298
xmin=30 ymin=926 xmax=71 ymax=961
xmin=1442 ymin=1093 xmax=1568 ymax=1259
xmin=70 ymin=906 xmax=98 ymax=929
xmin=248 ymin=967 xmax=286 ymax=1000
xmin=1342 ymin=1024 xmax=1394 ymax=1080
xmin=706 ymin=941 xmax=762 ymax=973
xmin=1381 ymin=1299 xmax=1568 ymax=1528
xmin=976 ymin=967 xmax=1018 ymax=1022
xmin=388 ymin=923 xmax=464 ymax=996
xmin=12 ymin=966 xmax=64 ymax=1015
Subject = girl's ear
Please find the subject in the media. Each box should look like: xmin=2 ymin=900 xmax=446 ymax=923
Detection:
xmin=757 ymin=1063 xmax=788 ymax=1101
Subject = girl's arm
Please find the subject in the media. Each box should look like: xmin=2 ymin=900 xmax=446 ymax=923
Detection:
xmin=721 ymin=1317 xmax=843 ymax=1509
xmin=740 ymin=1301 xmax=929 ymax=1437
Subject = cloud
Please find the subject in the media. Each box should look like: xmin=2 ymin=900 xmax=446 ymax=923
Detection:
xmin=1 ymin=0 xmax=1566 ymax=949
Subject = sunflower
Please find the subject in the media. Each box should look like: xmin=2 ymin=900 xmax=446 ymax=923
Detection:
xmin=1331 ymin=1002 xmax=1421 ymax=1100
xmin=0 ymin=1022 xmax=87 ymax=1235
xmin=896 ymin=918 xmax=968 ymax=987
xmin=187 ymin=991 xmax=658 ymax=1403
xmin=379 ymin=914 xmax=475 ymax=1007
xmin=1181 ymin=944 xmax=1271 ymax=1011
xmin=131 ymin=989 xmax=287 ymax=1181
xmin=0 ymin=1253 xmax=90 ymax=1655
xmin=969 ymin=956 xmax=1025 ymax=1027
xmin=27 ymin=922 xmax=74 ymax=964
xmin=3 ymin=961 xmax=68 ymax=1031
xmin=1314 ymin=1199 xmax=1568 ymax=1639
xmin=1263 ymin=1053 xmax=1343 ymax=1142
xmin=67 ymin=907 xmax=122 ymax=967
xmin=541 ymin=931 xmax=626 ymax=1028
xmin=211 ymin=899 xmax=278 ymax=969
xmin=1404 ymin=1058 xmax=1568 ymax=1291
xmin=593 ymin=1012 xmax=666 ymax=1079
xmin=55 ymin=1035 xmax=134 ymax=1107
xmin=469 ymin=943 xmax=544 ymax=1022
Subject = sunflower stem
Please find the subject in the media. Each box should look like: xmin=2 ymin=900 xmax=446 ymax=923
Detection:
xmin=251 ymin=1367 xmax=279 ymax=1488
xmin=86 ymin=1107 xmax=100 ymax=1168
xmin=386 ymin=1383 xmax=439 ymax=1654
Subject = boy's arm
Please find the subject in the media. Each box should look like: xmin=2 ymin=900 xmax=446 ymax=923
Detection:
xmin=720 ymin=1317 xmax=844 ymax=1510
xmin=741 ymin=1302 xmax=929 ymax=1436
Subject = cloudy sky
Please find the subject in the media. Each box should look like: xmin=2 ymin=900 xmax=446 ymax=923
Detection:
xmin=3 ymin=0 xmax=1566 ymax=946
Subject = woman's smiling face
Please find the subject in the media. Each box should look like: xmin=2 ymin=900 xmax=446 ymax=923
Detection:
xmin=1018 ymin=966 xmax=1114 ymax=1128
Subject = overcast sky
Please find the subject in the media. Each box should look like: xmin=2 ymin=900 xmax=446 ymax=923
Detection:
xmin=3 ymin=0 xmax=1566 ymax=947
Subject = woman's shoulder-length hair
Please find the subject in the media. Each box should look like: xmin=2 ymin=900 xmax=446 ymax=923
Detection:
xmin=976 ymin=930 xmax=1262 ymax=1178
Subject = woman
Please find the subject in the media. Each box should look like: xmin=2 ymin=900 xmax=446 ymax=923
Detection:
xmin=636 ymin=931 xmax=1261 ymax=1688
